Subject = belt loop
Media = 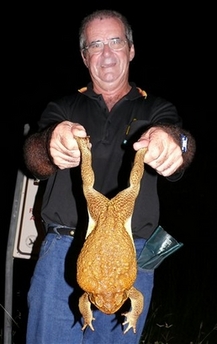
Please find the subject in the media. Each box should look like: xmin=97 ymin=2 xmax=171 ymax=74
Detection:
xmin=53 ymin=227 xmax=62 ymax=238
xmin=46 ymin=224 xmax=76 ymax=237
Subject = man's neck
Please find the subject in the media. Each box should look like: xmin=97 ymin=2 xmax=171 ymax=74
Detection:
xmin=93 ymin=82 xmax=131 ymax=111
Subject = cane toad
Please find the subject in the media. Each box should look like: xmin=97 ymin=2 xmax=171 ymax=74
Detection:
xmin=75 ymin=136 xmax=147 ymax=334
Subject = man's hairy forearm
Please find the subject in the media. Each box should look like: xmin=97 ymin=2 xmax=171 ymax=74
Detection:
xmin=23 ymin=125 xmax=58 ymax=179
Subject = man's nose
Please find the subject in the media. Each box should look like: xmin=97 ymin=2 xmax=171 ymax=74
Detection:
xmin=102 ymin=43 xmax=112 ymax=54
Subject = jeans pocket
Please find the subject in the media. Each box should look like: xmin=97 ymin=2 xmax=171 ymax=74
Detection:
xmin=37 ymin=234 xmax=57 ymax=260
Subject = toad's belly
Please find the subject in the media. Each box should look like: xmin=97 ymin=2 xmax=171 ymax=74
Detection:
xmin=77 ymin=225 xmax=137 ymax=293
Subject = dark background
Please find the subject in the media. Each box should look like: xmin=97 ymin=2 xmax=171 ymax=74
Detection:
xmin=2 ymin=2 xmax=216 ymax=343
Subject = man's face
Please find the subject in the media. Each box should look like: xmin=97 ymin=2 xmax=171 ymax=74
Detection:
xmin=81 ymin=17 xmax=135 ymax=91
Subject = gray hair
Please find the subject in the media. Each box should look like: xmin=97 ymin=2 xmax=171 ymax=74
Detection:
xmin=79 ymin=9 xmax=133 ymax=51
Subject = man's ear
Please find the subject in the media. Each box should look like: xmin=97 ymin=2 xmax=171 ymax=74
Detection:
xmin=129 ymin=44 xmax=135 ymax=61
xmin=81 ymin=52 xmax=89 ymax=68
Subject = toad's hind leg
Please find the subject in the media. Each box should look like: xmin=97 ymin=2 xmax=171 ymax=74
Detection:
xmin=74 ymin=136 xmax=108 ymax=235
xmin=111 ymin=147 xmax=147 ymax=217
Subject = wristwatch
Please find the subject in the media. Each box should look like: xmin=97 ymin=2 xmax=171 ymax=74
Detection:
xmin=180 ymin=134 xmax=188 ymax=153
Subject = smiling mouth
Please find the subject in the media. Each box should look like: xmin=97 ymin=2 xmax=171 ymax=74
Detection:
xmin=101 ymin=62 xmax=116 ymax=68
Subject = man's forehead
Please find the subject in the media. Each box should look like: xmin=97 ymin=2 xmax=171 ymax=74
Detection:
xmin=85 ymin=17 xmax=124 ymax=41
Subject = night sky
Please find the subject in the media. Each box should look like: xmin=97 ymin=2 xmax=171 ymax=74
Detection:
xmin=2 ymin=2 xmax=216 ymax=343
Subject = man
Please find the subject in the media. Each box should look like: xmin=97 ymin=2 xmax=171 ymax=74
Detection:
xmin=23 ymin=9 xmax=196 ymax=344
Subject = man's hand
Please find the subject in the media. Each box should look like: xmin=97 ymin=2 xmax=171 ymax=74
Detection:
xmin=50 ymin=121 xmax=87 ymax=169
xmin=133 ymin=127 xmax=183 ymax=177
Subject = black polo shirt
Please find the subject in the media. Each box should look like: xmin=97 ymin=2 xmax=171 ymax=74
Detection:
xmin=38 ymin=82 xmax=182 ymax=239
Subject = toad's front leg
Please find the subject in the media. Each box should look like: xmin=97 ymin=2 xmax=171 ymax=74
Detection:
xmin=122 ymin=287 xmax=144 ymax=334
xmin=79 ymin=292 xmax=95 ymax=331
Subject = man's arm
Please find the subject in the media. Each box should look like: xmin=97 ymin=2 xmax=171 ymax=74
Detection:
xmin=23 ymin=121 xmax=87 ymax=179
xmin=133 ymin=124 xmax=196 ymax=177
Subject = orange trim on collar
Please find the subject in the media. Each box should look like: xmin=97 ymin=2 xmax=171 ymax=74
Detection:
xmin=137 ymin=87 xmax=147 ymax=98
xmin=78 ymin=87 xmax=87 ymax=93
xmin=78 ymin=86 xmax=147 ymax=98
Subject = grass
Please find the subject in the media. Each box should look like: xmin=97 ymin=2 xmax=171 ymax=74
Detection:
xmin=139 ymin=304 xmax=217 ymax=344
xmin=138 ymin=258 xmax=217 ymax=344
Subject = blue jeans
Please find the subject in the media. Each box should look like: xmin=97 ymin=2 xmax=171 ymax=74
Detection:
xmin=26 ymin=233 xmax=154 ymax=344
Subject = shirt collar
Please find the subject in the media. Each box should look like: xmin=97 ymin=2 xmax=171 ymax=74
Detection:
xmin=78 ymin=82 xmax=147 ymax=100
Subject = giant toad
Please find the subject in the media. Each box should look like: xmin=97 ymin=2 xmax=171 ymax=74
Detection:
xmin=75 ymin=136 xmax=147 ymax=334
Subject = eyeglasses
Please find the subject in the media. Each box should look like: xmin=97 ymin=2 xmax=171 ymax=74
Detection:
xmin=82 ymin=38 xmax=127 ymax=55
